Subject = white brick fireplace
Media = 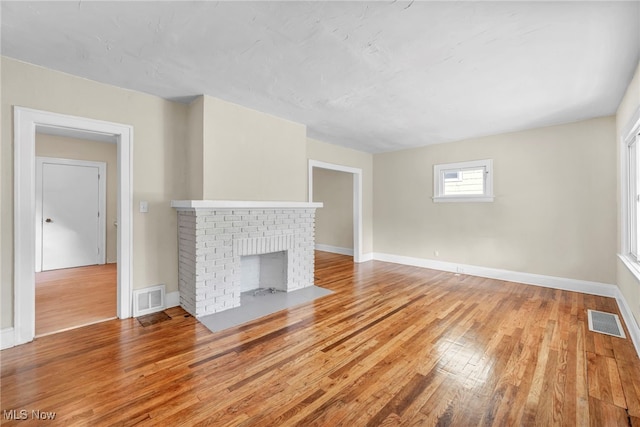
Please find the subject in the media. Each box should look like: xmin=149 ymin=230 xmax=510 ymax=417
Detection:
xmin=171 ymin=200 xmax=322 ymax=317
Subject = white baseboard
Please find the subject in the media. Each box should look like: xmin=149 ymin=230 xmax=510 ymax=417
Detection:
xmin=615 ymin=288 xmax=640 ymax=357
xmin=373 ymin=252 xmax=618 ymax=297
xmin=1 ymin=327 xmax=15 ymax=350
xmin=314 ymin=245 xmax=374 ymax=264
xmin=315 ymin=244 xmax=354 ymax=256
xmin=373 ymin=252 xmax=640 ymax=358
xmin=359 ymin=252 xmax=374 ymax=262
xmin=166 ymin=291 xmax=180 ymax=308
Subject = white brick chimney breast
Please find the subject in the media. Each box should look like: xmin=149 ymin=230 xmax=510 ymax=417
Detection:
xmin=171 ymin=200 xmax=322 ymax=317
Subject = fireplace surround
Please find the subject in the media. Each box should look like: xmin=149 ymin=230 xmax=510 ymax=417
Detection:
xmin=171 ymin=200 xmax=322 ymax=317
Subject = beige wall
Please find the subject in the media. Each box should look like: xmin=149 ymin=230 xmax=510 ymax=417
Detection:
xmin=200 ymin=95 xmax=307 ymax=202
xmin=616 ymin=61 xmax=640 ymax=327
xmin=186 ymin=96 xmax=204 ymax=200
xmin=307 ymin=138 xmax=374 ymax=255
xmin=1 ymin=57 xmax=189 ymax=329
xmin=1 ymin=57 xmax=335 ymax=330
xmin=373 ymin=116 xmax=617 ymax=285
xmin=313 ymin=168 xmax=354 ymax=250
xmin=35 ymin=134 xmax=118 ymax=264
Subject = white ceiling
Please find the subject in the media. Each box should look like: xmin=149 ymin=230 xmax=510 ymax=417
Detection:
xmin=2 ymin=1 xmax=639 ymax=153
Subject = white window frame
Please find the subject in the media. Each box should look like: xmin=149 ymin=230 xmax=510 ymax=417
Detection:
xmin=433 ymin=159 xmax=494 ymax=203
xmin=620 ymin=108 xmax=640 ymax=279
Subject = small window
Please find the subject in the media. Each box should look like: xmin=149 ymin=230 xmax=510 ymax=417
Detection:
xmin=433 ymin=159 xmax=493 ymax=202
xmin=623 ymin=116 xmax=640 ymax=264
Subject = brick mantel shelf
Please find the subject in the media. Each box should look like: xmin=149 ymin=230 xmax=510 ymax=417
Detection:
xmin=171 ymin=200 xmax=323 ymax=209
xmin=171 ymin=200 xmax=323 ymax=317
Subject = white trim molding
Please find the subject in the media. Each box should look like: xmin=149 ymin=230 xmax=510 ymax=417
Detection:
xmin=13 ymin=106 xmax=133 ymax=346
xmin=171 ymin=200 xmax=322 ymax=209
xmin=617 ymin=255 xmax=640 ymax=356
xmin=373 ymin=252 xmax=617 ymax=296
xmin=360 ymin=252 xmax=374 ymax=262
xmin=308 ymin=159 xmax=364 ymax=263
xmin=614 ymin=286 xmax=640 ymax=357
xmin=620 ymin=109 xmax=640 ymax=259
xmin=372 ymin=252 xmax=640 ymax=357
xmin=1 ymin=328 xmax=15 ymax=350
xmin=315 ymin=244 xmax=354 ymax=256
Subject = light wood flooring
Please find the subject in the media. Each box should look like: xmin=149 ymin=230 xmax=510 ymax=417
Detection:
xmin=35 ymin=263 xmax=117 ymax=337
xmin=2 ymin=252 xmax=639 ymax=426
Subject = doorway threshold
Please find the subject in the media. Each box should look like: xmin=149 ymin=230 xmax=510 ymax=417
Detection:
xmin=35 ymin=316 xmax=118 ymax=339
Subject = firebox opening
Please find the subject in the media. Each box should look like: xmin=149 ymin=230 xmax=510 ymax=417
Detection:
xmin=240 ymin=251 xmax=288 ymax=293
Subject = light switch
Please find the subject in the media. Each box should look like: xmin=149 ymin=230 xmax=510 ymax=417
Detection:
xmin=139 ymin=201 xmax=148 ymax=213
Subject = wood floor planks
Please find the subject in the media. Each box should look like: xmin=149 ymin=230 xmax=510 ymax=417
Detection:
xmin=35 ymin=263 xmax=117 ymax=337
xmin=2 ymin=251 xmax=640 ymax=426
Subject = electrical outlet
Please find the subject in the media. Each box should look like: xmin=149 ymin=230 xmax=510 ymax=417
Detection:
xmin=139 ymin=201 xmax=148 ymax=213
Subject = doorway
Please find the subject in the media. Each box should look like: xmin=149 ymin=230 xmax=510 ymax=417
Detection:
xmin=312 ymin=168 xmax=354 ymax=256
xmin=308 ymin=160 xmax=363 ymax=263
xmin=33 ymin=133 xmax=118 ymax=336
xmin=13 ymin=107 xmax=133 ymax=346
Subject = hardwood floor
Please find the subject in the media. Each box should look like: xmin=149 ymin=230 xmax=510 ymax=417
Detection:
xmin=35 ymin=264 xmax=117 ymax=337
xmin=2 ymin=252 xmax=639 ymax=426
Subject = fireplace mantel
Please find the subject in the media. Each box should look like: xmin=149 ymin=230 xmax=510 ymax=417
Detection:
xmin=171 ymin=200 xmax=323 ymax=209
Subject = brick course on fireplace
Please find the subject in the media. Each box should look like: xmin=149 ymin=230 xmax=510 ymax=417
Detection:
xmin=172 ymin=201 xmax=322 ymax=317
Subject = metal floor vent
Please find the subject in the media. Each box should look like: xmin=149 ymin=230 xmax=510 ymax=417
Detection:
xmin=587 ymin=309 xmax=626 ymax=339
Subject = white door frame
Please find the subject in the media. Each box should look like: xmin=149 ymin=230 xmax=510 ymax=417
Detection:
xmin=308 ymin=159 xmax=363 ymax=263
xmin=35 ymin=157 xmax=107 ymax=272
xmin=14 ymin=106 xmax=133 ymax=346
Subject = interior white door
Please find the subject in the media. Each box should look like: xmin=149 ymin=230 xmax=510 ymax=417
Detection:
xmin=41 ymin=162 xmax=101 ymax=271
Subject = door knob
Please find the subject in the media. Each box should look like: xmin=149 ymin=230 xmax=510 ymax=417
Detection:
xmin=45 ymin=218 xmax=53 ymax=223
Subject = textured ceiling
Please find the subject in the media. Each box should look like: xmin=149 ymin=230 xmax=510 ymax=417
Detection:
xmin=2 ymin=1 xmax=639 ymax=153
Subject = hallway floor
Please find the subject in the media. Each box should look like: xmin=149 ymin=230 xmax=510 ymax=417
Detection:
xmin=35 ymin=263 xmax=117 ymax=336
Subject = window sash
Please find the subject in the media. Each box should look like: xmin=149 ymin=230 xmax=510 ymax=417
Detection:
xmin=440 ymin=166 xmax=486 ymax=196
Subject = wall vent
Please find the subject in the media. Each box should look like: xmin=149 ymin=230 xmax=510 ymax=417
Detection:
xmin=133 ymin=284 xmax=165 ymax=317
xmin=587 ymin=309 xmax=626 ymax=339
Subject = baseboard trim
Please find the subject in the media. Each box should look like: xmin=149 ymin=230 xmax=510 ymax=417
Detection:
xmin=373 ymin=252 xmax=640 ymax=358
xmin=360 ymin=252 xmax=374 ymax=262
xmin=615 ymin=288 xmax=640 ymax=357
xmin=373 ymin=252 xmax=618 ymax=297
xmin=1 ymin=327 xmax=15 ymax=350
xmin=315 ymin=244 xmax=354 ymax=256
xmin=166 ymin=291 xmax=180 ymax=308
